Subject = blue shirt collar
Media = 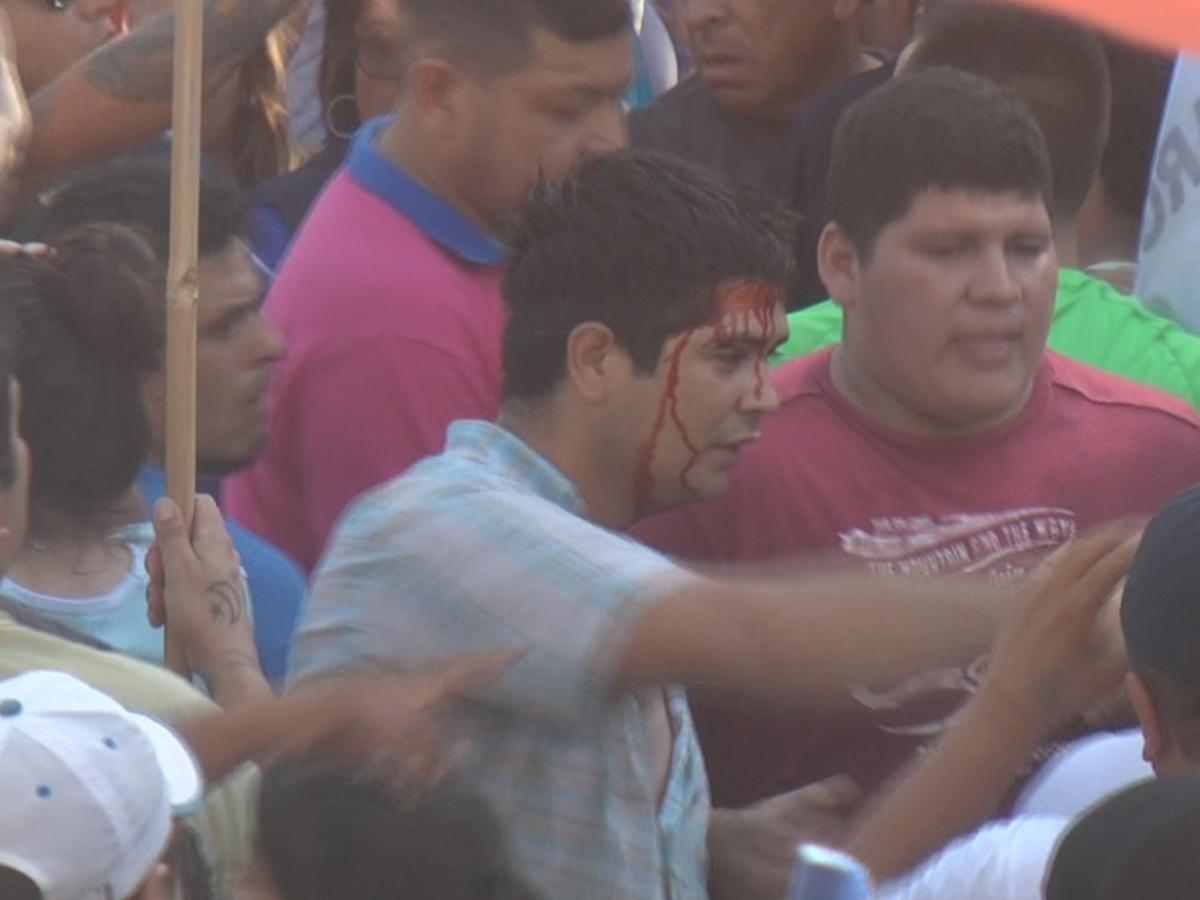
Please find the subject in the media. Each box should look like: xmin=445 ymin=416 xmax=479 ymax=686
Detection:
xmin=346 ymin=117 xmax=507 ymax=266
xmin=445 ymin=421 xmax=585 ymax=515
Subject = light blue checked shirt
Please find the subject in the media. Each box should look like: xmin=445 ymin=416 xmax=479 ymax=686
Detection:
xmin=290 ymin=420 xmax=712 ymax=899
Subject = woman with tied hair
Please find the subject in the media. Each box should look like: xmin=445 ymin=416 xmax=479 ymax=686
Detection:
xmin=0 ymin=224 xmax=206 ymax=668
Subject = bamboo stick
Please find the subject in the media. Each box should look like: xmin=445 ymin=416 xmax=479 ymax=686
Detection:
xmin=164 ymin=0 xmax=205 ymax=678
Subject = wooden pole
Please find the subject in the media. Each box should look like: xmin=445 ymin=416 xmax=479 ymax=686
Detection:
xmin=164 ymin=0 xmax=205 ymax=678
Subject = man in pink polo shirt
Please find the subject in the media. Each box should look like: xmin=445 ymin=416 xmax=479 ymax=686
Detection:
xmin=225 ymin=0 xmax=632 ymax=572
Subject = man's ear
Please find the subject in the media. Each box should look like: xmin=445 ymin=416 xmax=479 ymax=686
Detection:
xmin=1128 ymin=671 xmax=1165 ymax=770
xmin=408 ymin=58 xmax=477 ymax=141
xmin=565 ymin=322 xmax=623 ymax=405
xmin=817 ymin=222 xmax=863 ymax=312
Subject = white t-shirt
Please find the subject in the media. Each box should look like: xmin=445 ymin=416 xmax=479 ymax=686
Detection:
xmin=1016 ymin=730 xmax=1153 ymax=818
xmin=878 ymin=817 xmax=1069 ymax=900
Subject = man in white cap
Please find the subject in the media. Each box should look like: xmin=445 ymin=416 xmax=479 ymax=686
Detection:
xmin=0 ymin=669 xmax=205 ymax=900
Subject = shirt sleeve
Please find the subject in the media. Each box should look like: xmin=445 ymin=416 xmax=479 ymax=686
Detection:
xmin=289 ymin=488 xmax=699 ymax=733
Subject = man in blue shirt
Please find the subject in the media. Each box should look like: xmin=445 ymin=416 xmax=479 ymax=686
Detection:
xmin=25 ymin=161 xmax=303 ymax=684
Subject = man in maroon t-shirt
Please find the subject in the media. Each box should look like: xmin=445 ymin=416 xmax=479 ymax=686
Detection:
xmin=636 ymin=70 xmax=1200 ymax=810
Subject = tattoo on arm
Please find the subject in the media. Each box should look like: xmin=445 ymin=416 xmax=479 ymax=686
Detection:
xmin=206 ymin=579 xmax=246 ymax=625
xmin=82 ymin=0 xmax=301 ymax=103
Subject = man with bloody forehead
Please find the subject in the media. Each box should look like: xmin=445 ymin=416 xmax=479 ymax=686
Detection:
xmin=287 ymin=150 xmax=1135 ymax=900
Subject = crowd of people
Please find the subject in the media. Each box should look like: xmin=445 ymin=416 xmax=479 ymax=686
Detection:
xmin=0 ymin=0 xmax=1198 ymax=898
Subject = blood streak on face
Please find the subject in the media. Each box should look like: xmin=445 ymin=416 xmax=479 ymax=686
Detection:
xmin=632 ymin=279 xmax=785 ymax=516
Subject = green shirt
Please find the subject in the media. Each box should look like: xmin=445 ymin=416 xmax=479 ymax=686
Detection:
xmin=776 ymin=269 xmax=1200 ymax=407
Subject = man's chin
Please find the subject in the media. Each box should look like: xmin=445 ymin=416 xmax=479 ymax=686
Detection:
xmin=197 ymin=440 xmax=265 ymax=478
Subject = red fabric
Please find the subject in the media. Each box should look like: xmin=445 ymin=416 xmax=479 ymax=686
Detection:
xmin=225 ymin=172 xmax=505 ymax=573
xmin=635 ymin=347 xmax=1200 ymax=806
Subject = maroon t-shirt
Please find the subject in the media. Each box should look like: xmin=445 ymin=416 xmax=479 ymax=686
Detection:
xmin=635 ymin=347 xmax=1200 ymax=807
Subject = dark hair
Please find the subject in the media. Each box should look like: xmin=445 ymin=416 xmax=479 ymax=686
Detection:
xmin=25 ymin=161 xmax=248 ymax=264
xmin=404 ymin=0 xmax=631 ymax=77
xmin=258 ymin=764 xmax=541 ymax=900
xmin=0 ymin=302 xmax=16 ymax=490
xmin=906 ymin=2 xmax=1110 ymax=223
xmin=320 ymin=0 xmax=366 ymax=137
xmin=1132 ymin=662 xmax=1200 ymax=761
xmin=0 ymin=225 xmax=165 ymax=532
xmin=826 ymin=68 xmax=1053 ymax=259
xmin=501 ymin=150 xmax=796 ymax=400
xmin=172 ymin=820 xmax=213 ymax=900
xmin=1100 ymin=38 xmax=1173 ymax=222
xmin=0 ymin=866 xmax=40 ymax=900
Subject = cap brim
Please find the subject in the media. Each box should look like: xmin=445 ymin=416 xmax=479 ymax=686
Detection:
xmin=129 ymin=713 xmax=205 ymax=814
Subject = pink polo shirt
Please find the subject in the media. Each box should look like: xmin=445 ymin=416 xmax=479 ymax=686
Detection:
xmin=226 ymin=119 xmax=507 ymax=572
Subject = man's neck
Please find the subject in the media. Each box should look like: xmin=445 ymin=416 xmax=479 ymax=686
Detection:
xmin=497 ymin=406 xmax=636 ymax=531
xmin=829 ymin=344 xmax=1037 ymax=441
xmin=375 ymin=115 xmax=501 ymax=242
xmin=759 ymin=47 xmax=882 ymax=123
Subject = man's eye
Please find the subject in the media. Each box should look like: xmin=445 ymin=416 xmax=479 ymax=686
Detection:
xmin=1011 ymin=241 xmax=1049 ymax=258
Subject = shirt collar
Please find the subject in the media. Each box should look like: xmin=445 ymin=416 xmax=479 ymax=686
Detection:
xmin=346 ymin=117 xmax=507 ymax=266
xmin=445 ymin=421 xmax=585 ymax=515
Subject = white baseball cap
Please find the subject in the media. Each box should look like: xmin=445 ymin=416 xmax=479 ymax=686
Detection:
xmin=0 ymin=670 xmax=204 ymax=900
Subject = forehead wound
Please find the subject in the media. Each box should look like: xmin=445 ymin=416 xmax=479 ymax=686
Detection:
xmin=714 ymin=280 xmax=785 ymax=313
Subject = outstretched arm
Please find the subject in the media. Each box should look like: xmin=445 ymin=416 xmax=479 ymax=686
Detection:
xmin=25 ymin=0 xmax=305 ymax=174
xmin=846 ymin=524 xmax=1137 ymax=881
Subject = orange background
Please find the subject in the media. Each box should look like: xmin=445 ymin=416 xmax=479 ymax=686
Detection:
xmin=1009 ymin=0 xmax=1199 ymax=54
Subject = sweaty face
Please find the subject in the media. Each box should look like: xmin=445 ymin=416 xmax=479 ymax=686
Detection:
xmin=191 ymin=242 xmax=286 ymax=475
xmin=678 ymin=0 xmax=838 ymax=119
xmin=632 ymin=281 xmax=788 ymax=516
xmin=453 ymin=27 xmax=632 ymax=239
xmin=4 ymin=0 xmax=125 ymax=93
xmin=833 ymin=188 xmax=1057 ymax=438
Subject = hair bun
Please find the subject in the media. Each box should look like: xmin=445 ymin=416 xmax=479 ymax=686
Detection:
xmin=42 ymin=224 xmax=165 ymax=376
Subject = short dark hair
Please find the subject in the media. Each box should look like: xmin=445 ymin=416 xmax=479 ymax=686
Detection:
xmin=404 ymin=0 xmax=630 ymax=77
xmin=906 ymin=2 xmax=1110 ymax=223
xmin=0 ymin=866 xmax=41 ymax=900
xmin=827 ymin=68 xmax=1053 ymax=259
xmin=258 ymin=764 xmax=541 ymax=900
xmin=1100 ymin=37 xmax=1173 ymax=222
xmin=0 ymin=225 xmax=165 ymax=531
xmin=24 ymin=160 xmax=248 ymax=263
xmin=501 ymin=150 xmax=796 ymax=401
xmin=1132 ymin=663 xmax=1200 ymax=761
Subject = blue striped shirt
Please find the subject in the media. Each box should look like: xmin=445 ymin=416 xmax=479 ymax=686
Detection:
xmin=290 ymin=420 xmax=711 ymax=898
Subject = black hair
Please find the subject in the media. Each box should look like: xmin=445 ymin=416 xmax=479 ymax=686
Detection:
xmin=24 ymin=160 xmax=248 ymax=264
xmin=0 ymin=867 xmax=40 ymax=900
xmin=258 ymin=764 xmax=541 ymax=900
xmin=172 ymin=820 xmax=214 ymax=900
xmin=827 ymin=68 xmax=1052 ymax=259
xmin=501 ymin=150 xmax=796 ymax=401
xmin=906 ymin=2 xmax=1110 ymax=223
xmin=1099 ymin=38 xmax=1173 ymax=222
xmin=404 ymin=0 xmax=631 ymax=77
xmin=0 ymin=225 xmax=165 ymax=533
